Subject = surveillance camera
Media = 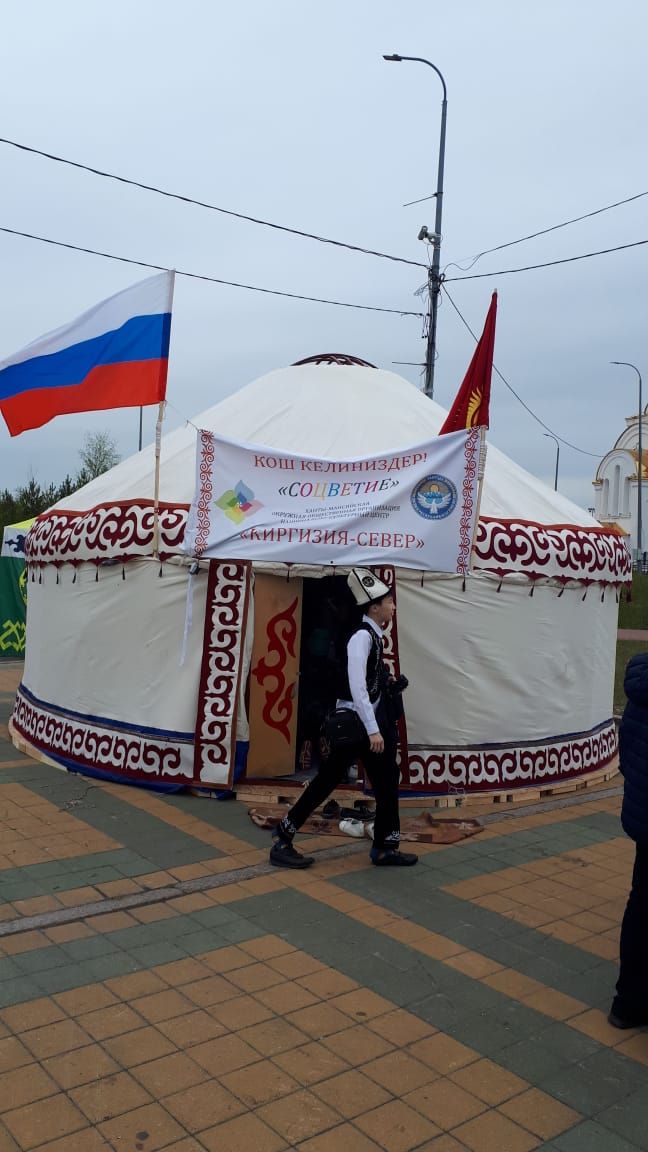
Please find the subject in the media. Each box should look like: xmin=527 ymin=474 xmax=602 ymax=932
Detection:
xmin=417 ymin=226 xmax=441 ymax=245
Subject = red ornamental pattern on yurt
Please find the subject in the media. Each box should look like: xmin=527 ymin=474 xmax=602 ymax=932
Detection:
xmin=26 ymin=503 xmax=189 ymax=565
xmin=12 ymin=684 xmax=193 ymax=782
xmin=474 ymin=519 xmax=632 ymax=586
xmin=456 ymin=428 xmax=480 ymax=575
xmin=194 ymin=430 xmax=215 ymax=557
xmin=403 ymin=719 xmax=618 ymax=794
xmin=24 ymin=502 xmax=631 ymax=586
xmin=373 ymin=566 xmax=410 ymax=769
xmin=194 ymin=560 xmax=251 ymax=786
xmin=251 ymin=597 xmax=299 ymax=745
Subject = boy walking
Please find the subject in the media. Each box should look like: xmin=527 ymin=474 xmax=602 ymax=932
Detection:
xmin=270 ymin=568 xmax=417 ymax=870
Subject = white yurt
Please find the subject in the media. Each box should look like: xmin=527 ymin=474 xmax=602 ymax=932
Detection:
xmin=11 ymin=355 xmax=629 ymax=797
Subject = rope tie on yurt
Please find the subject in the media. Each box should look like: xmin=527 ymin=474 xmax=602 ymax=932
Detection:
xmin=180 ymin=561 xmax=200 ymax=667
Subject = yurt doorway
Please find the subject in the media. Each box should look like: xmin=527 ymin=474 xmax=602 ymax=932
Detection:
xmin=245 ymin=572 xmax=352 ymax=780
xmin=294 ymin=575 xmax=353 ymax=777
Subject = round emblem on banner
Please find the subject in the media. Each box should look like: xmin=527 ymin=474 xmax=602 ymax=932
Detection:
xmin=411 ymin=474 xmax=457 ymax=520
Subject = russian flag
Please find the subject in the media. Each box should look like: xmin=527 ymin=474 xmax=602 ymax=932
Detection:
xmin=0 ymin=271 xmax=174 ymax=436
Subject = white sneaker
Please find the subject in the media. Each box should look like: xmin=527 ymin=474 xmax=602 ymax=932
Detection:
xmin=338 ymin=818 xmax=365 ymax=838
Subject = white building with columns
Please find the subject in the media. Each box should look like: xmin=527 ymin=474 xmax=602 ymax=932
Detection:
xmin=593 ymin=404 xmax=646 ymax=556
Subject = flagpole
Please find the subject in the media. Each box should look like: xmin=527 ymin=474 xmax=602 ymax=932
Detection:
xmin=153 ymin=401 xmax=165 ymax=560
xmin=152 ymin=271 xmax=176 ymax=562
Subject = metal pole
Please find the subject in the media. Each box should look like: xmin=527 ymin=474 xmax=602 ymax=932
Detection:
xmin=383 ymin=54 xmax=447 ymax=399
xmin=138 ymin=406 xmax=143 ymax=453
xmin=611 ymin=361 xmax=643 ymax=562
xmin=543 ymin=433 xmax=560 ymax=491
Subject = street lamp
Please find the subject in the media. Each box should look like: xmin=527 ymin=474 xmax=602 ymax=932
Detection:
xmin=383 ymin=53 xmax=447 ymax=400
xmin=543 ymin=433 xmax=560 ymax=491
xmin=611 ymin=361 xmax=643 ymax=563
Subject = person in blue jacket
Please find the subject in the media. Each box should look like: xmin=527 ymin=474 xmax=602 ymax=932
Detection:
xmin=610 ymin=652 xmax=648 ymax=1028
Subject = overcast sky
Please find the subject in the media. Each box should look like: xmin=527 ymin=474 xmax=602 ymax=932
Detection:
xmin=1 ymin=0 xmax=646 ymax=510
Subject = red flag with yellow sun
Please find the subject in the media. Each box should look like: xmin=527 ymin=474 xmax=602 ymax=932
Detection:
xmin=440 ymin=292 xmax=497 ymax=434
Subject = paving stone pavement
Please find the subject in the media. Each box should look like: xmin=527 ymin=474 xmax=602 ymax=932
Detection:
xmin=0 ymin=660 xmax=647 ymax=1151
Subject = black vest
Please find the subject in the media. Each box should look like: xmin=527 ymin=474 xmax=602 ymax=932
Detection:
xmin=339 ymin=623 xmax=389 ymax=703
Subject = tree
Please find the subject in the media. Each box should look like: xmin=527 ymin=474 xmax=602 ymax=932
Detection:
xmin=76 ymin=432 xmax=120 ymax=486
xmin=1 ymin=432 xmax=121 ymax=529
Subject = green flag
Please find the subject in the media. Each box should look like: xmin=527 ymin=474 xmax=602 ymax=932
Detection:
xmin=0 ymin=557 xmax=27 ymax=659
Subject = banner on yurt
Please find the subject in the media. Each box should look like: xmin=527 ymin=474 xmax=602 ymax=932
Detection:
xmin=184 ymin=427 xmax=484 ymax=573
xmin=1 ymin=517 xmax=33 ymax=558
xmin=0 ymin=558 xmax=27 ymax=659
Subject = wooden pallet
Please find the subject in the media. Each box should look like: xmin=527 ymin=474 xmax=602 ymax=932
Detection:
xmin=8 ymin=720 xmax=69 ymax=774
xmin=426 ymin=758 xmax=620 ymax=809
xmin=235 ymin=757 xmax=620 ymax=810
xmin=233 ymin=782 xmax=367 ymax=807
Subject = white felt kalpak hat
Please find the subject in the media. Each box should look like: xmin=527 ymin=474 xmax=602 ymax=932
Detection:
xmin=347 ymin=568 xmax=391 ymax=607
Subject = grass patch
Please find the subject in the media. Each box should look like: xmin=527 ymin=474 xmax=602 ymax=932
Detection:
xmin=618 ymin=572 xmax=648 ymax=629
xmin=615 ymin=640 xmax=648 ymax=714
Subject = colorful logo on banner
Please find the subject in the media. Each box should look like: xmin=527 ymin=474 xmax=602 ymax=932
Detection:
xmin=215 ymin=480 xmax=263 ymax=525
xmin=411 ymin=475 xmax=457 ymax=520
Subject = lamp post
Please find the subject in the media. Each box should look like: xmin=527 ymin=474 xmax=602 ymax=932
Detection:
xmin=611 ymin=361 xmax=643 ymax=563
xmin=543 ymin=433 xmax=560 ymax=491
xmin=383 ymin=53 xmax=447 ymax=400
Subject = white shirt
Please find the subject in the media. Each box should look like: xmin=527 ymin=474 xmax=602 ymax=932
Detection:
xmin=337 ymin=614 xmax=383 ymax=736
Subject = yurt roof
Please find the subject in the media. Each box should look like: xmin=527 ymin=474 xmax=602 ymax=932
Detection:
xmin=53 ymin=361 xmax=596 ymax=527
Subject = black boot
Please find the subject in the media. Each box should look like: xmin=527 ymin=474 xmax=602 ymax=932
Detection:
xmin=270 ymin=838 xmax=315 ymax=869
xmin=370 ymin=847 xmax=418 ymax=867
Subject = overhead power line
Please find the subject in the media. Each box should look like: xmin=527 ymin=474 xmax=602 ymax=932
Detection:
xmin=442 ymin=285 xmax=603 ymax=459
xmin=0 ymin=136 xmax=426 ymax=270
xmin=0 ymin=225 xmax=423 ymax=317
xmin=444 ymin=237 xmax=648 ymax=282
xmin=445 ymin=188 xmax=648 ymax=272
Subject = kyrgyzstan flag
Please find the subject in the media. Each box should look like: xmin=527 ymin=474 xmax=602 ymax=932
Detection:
xmin=440 ymin=291 xmax=497 ymax=434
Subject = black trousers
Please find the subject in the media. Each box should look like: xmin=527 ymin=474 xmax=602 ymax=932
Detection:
xmin=287 ymin=704 xmax=400 ymax=852
xmin=614 ymin=841 xmax=648 ymax=1018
